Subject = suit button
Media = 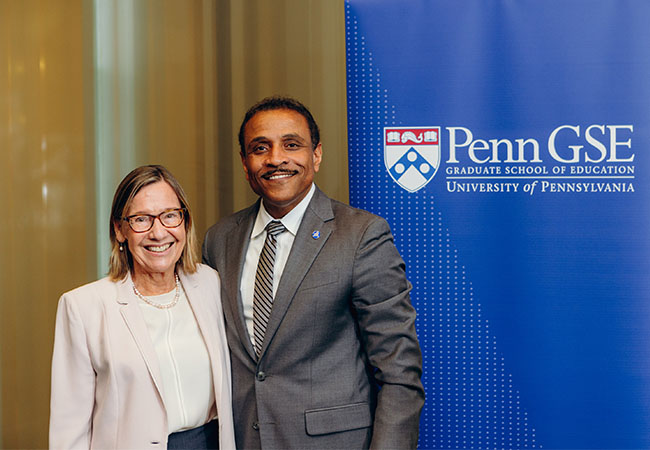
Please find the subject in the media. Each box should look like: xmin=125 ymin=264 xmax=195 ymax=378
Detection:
xmin=256 ymin=371 xmax=266 ymax=381
xmin=252 ymin=422 xmax=259 ymax=431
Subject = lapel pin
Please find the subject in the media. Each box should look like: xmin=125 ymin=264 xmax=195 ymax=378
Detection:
xmin=312 ymin=230 xmax=321 ymax=239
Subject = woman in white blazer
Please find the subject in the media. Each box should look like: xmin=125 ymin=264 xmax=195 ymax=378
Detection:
xmin=50 ymin=165 xmax=236 ymax=450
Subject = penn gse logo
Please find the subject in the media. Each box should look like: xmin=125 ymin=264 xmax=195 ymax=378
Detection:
xmin=384 ymin=127 xmax=441 ymax=192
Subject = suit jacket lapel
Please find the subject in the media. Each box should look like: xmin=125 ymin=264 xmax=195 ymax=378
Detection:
xmin=116 ymin=274 xmax=165 ymax=404
xmin=260 ymin=187 xmax=334 ymax=358
xmin=224 ymin=202 xmax=259 ymax=361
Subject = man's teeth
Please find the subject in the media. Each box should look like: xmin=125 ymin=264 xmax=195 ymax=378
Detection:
xmin=147 ymin=243 xmax=172 ymax=252
xmin=268 ymin=173 xmax=293 ymax=180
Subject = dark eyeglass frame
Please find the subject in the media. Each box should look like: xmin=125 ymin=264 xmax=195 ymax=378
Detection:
xmin=122 ymin=208 xmax=186 ymax=233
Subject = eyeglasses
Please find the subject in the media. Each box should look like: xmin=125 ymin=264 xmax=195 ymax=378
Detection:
xmin=122 ymin=208 xmax=186 ymax=233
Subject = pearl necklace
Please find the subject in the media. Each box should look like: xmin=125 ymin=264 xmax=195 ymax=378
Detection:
xmin=133 ymin=273 xmax=180 ymax=309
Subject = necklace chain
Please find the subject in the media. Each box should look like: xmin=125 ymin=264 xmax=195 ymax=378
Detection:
xmin=133 ymin=273 xmax=180 ymax=309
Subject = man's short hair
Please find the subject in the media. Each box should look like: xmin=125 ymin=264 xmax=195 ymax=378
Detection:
xmin=238 ymin=96 xmax=321 ymax=155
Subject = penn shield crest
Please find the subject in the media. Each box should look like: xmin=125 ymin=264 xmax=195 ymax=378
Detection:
xmin=384 ymin=126 xmax=441 ymax=192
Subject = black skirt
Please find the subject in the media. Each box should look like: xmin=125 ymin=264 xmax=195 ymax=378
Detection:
xmin=167 ymin=420 xmax=219 ymax=450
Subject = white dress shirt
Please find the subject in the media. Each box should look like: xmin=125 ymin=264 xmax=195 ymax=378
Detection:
xmin=138 ymin=286 xmax=216 ymax=433
xmin=240 ymin=183 xmax=316 ymax=343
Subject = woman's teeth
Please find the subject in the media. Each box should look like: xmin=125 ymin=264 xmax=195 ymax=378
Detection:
xmin=147 ymin=243 xmax=172 ymax=252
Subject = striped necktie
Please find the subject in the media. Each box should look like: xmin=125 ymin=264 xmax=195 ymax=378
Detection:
xmin=253 ymin=220 xmax=286 ymax=357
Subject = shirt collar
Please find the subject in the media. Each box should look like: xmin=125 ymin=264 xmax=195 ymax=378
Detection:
xmin=251 ymin=183 xmax=316 ymax=239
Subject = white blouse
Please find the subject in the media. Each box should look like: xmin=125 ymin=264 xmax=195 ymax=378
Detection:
xmin=137 ymin=286 xmax=216 ymax=433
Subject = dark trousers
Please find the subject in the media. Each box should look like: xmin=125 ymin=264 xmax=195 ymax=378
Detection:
xmin=167 ymin=420 xmax=219 ymax=450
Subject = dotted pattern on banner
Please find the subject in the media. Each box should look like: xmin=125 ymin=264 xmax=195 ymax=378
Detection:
xmin=345 ymin=2 xmax=540 ymax=449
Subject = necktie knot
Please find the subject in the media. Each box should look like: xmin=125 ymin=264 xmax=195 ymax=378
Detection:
xmin=266 ymin=220 xmax=286 ymax=237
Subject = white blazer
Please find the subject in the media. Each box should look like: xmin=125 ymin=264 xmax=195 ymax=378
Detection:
xmin=49 ymin=264 xmax=236 ymax=450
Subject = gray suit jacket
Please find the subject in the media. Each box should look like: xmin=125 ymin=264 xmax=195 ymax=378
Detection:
xmin=202 ymin=186 xmax=424 ymax=450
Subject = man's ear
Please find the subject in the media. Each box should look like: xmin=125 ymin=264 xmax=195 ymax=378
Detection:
xmin=313 ymin=143 xmax=323 ymax=173
xmin=241 ymin=152 xmax=251 ymax=181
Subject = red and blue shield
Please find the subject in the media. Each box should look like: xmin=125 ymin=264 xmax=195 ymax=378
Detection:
xmin=384 ymin=126 xmax=441 ymax=192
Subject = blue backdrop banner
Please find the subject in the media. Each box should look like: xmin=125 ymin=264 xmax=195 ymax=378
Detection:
xmin=344 ymin=1 xmax=650 ymax=449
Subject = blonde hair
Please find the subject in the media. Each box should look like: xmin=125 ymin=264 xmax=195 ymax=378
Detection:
xmin=108 ymin=165 xmax=199 ymax=281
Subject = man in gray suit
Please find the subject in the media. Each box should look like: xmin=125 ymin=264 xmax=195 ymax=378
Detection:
xmin=202 ymin=97 xmax=424 ymax=449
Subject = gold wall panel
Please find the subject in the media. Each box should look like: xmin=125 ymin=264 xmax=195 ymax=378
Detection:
xmin=0 ymin=0 xmax=93 ymax=447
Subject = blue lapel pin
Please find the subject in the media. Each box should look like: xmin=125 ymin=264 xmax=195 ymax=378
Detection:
xmin=312 ymin=230 xmax=321 ymax=239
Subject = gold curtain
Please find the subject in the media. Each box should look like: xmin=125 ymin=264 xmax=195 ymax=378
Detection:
xmin=0 ymin=0 xmax=346 ymax=447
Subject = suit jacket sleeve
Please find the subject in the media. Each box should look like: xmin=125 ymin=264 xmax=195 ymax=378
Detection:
xmin=201 ymin=237 xmax=211 ymax=266
xmin=49 ymin=294 xmax=96 ymax=449
xmin=351 ymin=216 xmax=425 ymax=450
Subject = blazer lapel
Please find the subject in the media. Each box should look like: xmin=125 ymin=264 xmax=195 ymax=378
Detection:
xmin=260 ymin=187 xmax=334 ymax=358
xmin=224 ymin=203 xmax=259 ymax=361
xmin=116 ymin=274 xmax=165 ymax=404
xmin=180 ymin=270 xmax=224 ymax=400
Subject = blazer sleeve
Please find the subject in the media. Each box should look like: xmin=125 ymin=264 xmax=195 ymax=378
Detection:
xmin=49 ymin=294 xmax=96 ymax=449
xmin=350 ymin=216 xmax=425 ymax=450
